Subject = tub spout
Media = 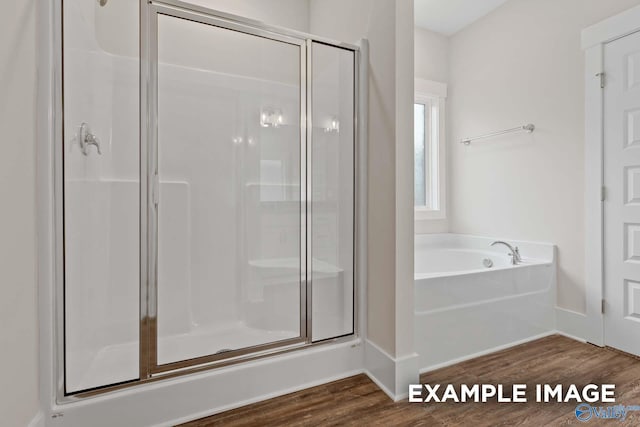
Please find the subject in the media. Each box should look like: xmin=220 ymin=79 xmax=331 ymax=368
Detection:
xmin=491 ymin=241 xmax=522 ymax=265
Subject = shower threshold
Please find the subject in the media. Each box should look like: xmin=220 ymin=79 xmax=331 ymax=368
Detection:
xmin=67 ymin=322 xmax=298 ymax=393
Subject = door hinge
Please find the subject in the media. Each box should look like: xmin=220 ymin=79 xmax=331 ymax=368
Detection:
xmin=596 ymin=72 xmax=605 ymax=89
xmin=602 ymin=299 xmax=605 ymax=314
xmin=601 ymin=186 xmax=606 ymax=202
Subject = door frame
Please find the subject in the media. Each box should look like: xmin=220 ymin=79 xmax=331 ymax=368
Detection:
xmin=582 ymin=4 xmax=640 ymax=346
xmin=142 ymin=2 xmax=310 ymax=378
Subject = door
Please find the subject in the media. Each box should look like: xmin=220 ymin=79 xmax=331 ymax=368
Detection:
xmin=149 ymin=7 xmax=307 ymax=371
xmin=604 ymin=30 xmax=640 ymax=356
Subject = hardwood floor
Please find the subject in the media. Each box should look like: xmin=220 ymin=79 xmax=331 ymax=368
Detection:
xmin=181 ymin=335 xmax=640 ymax=426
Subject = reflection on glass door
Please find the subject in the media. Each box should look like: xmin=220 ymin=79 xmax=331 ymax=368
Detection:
xmin=154 ymin=12 xmax=305 ymax=367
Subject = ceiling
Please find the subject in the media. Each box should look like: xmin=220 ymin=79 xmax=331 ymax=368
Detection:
xmin=414 ymin=0 xmax=510 ymax=36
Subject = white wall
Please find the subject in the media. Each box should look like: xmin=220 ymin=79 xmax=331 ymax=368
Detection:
xmin=0 ymin=1 xmax=40 ymax=426
xmin=414 ymin=27 xmax=450 ymax=234
xmin=447 ymin=0 xmax=640 ymax=313
xmin=414 ymin=27 xmax=449 ymax=83
xmin=394 ymin=0 xmax=416 ymax=360
xmin=310 ymin=0 xmax=416 ymax=360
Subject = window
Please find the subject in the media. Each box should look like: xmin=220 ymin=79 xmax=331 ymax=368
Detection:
xmin=414 ymin=79 xmax=446 ymax=220
xmin=414 ymin=102 xmax=428 ymax=207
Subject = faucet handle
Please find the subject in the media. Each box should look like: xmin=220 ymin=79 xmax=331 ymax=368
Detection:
xmin=508 ymin=251 xmax=522 ymax=265
xmin=79 ymin=122 xmax=102 ymax=156
xmin=85 ymin=133 xmax=102 ymax=155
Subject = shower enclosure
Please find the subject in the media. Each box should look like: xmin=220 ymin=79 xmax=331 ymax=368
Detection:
xmin=61 ymin=0 xmax=358 ymax=395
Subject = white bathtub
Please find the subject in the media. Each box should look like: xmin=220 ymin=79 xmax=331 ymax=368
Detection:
xmin=414 ymin=234 xmax=556 ymax=372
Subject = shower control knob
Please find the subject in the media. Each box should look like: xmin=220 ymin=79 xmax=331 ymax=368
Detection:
xmin=78 ymin=122 xmax=102 ymax=156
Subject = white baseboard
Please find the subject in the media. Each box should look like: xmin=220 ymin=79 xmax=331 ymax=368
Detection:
xmin=364 ymin=339 xmax=418 ymax=402
xmin=394 ymin=353 xmax=420 ymax=401
xmin=364 ymin=339 xmax=396 ymax=400
xmin=555 ymin=307 xmax=588 ymax=343
xmin=555 ymin=330 xmax=587 ymax=343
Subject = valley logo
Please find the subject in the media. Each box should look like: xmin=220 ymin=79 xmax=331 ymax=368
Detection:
xmin=575 ymin=403 xmax=640 ymax=422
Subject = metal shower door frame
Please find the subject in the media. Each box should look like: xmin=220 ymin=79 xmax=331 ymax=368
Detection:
xmin=141 ymin=1 xmax=310 ymax=377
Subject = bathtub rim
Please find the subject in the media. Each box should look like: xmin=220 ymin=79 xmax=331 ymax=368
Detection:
xmin=414 ymin=258 xmax=553 ymax=281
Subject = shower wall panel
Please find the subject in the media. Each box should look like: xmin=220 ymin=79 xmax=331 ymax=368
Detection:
xmin=63 ymin=0 xmax=140 ymax=393
xmin=155 ymin=14 xmax=304 ymax=365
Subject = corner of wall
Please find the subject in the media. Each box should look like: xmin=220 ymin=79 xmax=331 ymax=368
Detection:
xmin=35 ymin=0 xmax=56 ymax=422
xmin=364 ymin=339 xmax=418 ymax=401
xmin=555 ymin=307 xmax=588 ymax=343
xmin=393 ymin=0 xmax=416 ymax=361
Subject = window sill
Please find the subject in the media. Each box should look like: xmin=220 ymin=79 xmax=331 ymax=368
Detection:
xmin=415 ymin=208 xmax=446 ymax=221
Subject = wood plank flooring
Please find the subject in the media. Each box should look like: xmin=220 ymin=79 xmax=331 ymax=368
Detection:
xmin=181 ymin=335 xmax=640 ymax=426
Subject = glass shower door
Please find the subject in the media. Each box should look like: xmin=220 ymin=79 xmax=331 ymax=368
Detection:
xmin=152 ymin=10 xmax=306 ymax=368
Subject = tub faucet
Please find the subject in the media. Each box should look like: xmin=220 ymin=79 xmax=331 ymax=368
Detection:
xmin=491 ymin=241 xmax=522 ymax=265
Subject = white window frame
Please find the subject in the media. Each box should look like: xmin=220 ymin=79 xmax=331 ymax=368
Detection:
xmin=414 ymin=78 xmax=447 ymax=221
